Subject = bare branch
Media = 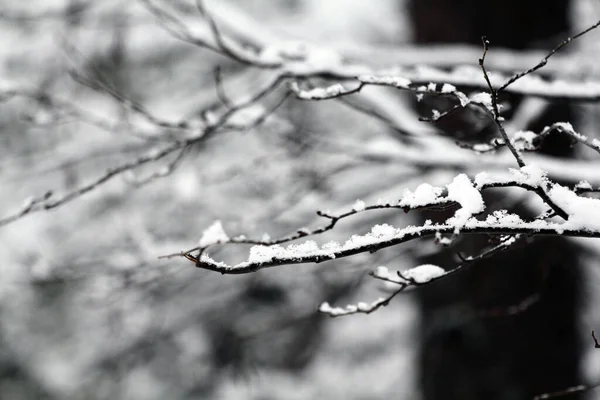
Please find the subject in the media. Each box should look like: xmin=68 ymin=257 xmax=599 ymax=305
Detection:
xmin=195 ymin=0 xmax=280 ymax=68
xmin=533 ymin=383 xmax=600 ymax=399
xmin=213 ymin=66 xmax=232 ymax=108
xmin=499 ymin=19 xmax=600 ymax=93
xmin=0 ymin=143 xmax=184 ymax=226
xmin=531 ymin=332 xmax=600 ymax=398
xmin=140 ymin=0 xmax=280 ymax=68
xmin=478 ymin=292 xmax=540 ymax=318
xmin=125 ymin=146 xmax=190 ymax=187
xmin=478 ymin=37 xmax=526 ymax=168
xmin=592 ymin=330 xmax=600 ymax=348
xmin=464 ymin=122 xmax=600 ymax=157
xmin=0 ymin=58 xmax=288 ymax=227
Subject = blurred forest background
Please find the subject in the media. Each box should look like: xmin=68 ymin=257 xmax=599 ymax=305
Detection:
xmin=2 ymin=0 xmax=600 ymax=399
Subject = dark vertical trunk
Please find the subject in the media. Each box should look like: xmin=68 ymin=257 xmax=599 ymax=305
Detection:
xmin=408 ymin=1 xmax=583 ymax=399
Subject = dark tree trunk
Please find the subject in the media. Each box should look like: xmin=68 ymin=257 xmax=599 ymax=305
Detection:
xmin=408 ymin=1 xmax=583 ymax=399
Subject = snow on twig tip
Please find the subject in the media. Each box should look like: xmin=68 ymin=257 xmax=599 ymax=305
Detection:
xmin=198 ymin=220 xmax=229 ymax=248
xmin=399 ymin=264 xmax=445 ymax=284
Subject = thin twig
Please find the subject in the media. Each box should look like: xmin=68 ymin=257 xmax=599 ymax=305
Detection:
xmin=195 ymin=0 xmax=280 ymax=68
xmin=320 ymin=284 xmax=408 ymax=317
xmin=499 ymin=19 xmax=600 ymax=93
xmin=478 ymin=37 xmax=526 ymax=168
xmin=533 ymin=383 xmax=600 ymax=399
xmin=592 ymin=330 xmax=600 ymax=348
xmin=213 ymin=66 xmax=232 ymax=108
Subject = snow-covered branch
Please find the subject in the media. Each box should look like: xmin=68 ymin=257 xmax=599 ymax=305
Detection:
xmin=165 ymin=167 xmax=600 ymax=276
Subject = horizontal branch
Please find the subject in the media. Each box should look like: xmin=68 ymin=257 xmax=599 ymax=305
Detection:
xmin=189 ymin=222 xmax=600 ymax=275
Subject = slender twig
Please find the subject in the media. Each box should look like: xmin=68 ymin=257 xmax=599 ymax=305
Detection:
xmin=139 ymin=0 xmax=222 ymax=55
xmin=478 ymin=292 xmax=540 ymax=318
xmin=126 ymin=145 xmax=190 ymax=187
xmin=195 ymin=0 xmax=281 ymax=68
xmin=335 ymin=97 xmax=415 ymax=138
xmin=213 ymin=66 xmax=232 ymax=108
xmin=1 ymin=72 xmax=287 ymax=228
xmin=319 ymin=284 xmax=408 ymax=317
xmin=531 ymin=331 xmax=600 ymax=398
xmin=533 ymin=383 xmax=600 ymax=399
xmin=68 ymin=65 xmax=186 ymax=130
xmin=592 ymin=330 xmax=600 ymax=348
xmin=477 ymin=39 xmax=569 ymax=220
xmin=499 ymin=19 xmax=600 ymax=92
xmin=478 ymin=37 xmax=526 ymax=168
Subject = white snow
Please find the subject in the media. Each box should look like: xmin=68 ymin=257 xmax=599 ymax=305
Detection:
xmin=319 ymin=302 xmax=335 ymax=313
xmin=387 ymin=64 xmax=600 ymax=99
xmin=472 ymin=143 xmax=494 ymax=152
xmin=555 ymin=122 xmax=586 ymax=140
xmin=441 ymin=83 xmax=456 ymax=93
xmin=226 ymin=104 xmax=266 ymax=127
xmin=199 ymin=169 xmax=600 ymax=274
xmin=548 ymin=184 xmax=600 ymax=231
xmin=474 ymin=165 xmax=547 ymax=189
xmin=318 ymin=302 xmax=358 ymax=316
xmin=198 ymin=220 xmax=229 ymax=248
xmin=575 ymin=181 xmax=592 ymax=191
xmin=484 ymin=210 xmax=524 ymax=226
xmin=398 ymin=183 xmax=444 ymax=208
xmin=248 ymin=240 xmax=321 ymax=263
xmin=435 ymin=232 xmax=453 ymax=246
xmin=358 ymin=75 xmax=411 ymax=88
xmin=289 ymin=82 xmax=346 ymax=100
xmin=445 ymin=174 xmax=485 ymax=231
xmin=517 ymin=164 xmax=547 ymax=187
xmin=352 ymin=199 xmax=366 ymax=212
xmin=455 ymin=91 xmax=469 ymax=107
xmin=373 ymin=266 xmax=402 ymax=283
xmin=512 ymin=130 xmax=538 ymax=151
xmin=248 ymin=245 xmax=285 ymax=263
xmin=374 ymin=265 xmax=390 ymax=279
xmin=400 ymin=264 xmax=445 ymax=284
xmin=473 ymin=171 xmax=492 ymax=188
xmin=469 ymin=92 xmax=493 ymax=111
